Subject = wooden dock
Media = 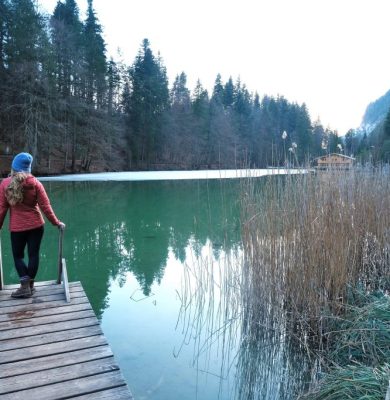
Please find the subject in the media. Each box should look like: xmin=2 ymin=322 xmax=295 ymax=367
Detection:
xmin=0 ymin=280 xmax=133 ymax=399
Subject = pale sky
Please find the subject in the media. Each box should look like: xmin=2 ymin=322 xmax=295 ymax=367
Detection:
xmin=38 ymin=0 xmax=390 ymax=135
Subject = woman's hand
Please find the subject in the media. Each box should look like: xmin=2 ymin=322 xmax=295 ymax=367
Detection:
xmin=58 ymin=222 xmax=66 ymax=230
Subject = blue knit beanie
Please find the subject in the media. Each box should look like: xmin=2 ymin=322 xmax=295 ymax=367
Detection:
xmin=11 ymin=152 xmax=33 ymax=173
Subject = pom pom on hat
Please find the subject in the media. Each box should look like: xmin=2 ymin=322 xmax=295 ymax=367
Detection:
xmin=11 ymin=152 xmax=33 ymax=173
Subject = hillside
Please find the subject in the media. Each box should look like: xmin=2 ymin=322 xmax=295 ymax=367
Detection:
xmin=360 ymin=89 xmax=390 ymax=133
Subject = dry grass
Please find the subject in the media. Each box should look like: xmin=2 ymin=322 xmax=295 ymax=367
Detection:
xmin=299 ymin=363 xmax=390 ymax=400
xmin=240 ymin=166 xmax=390 ymax=344
xmin=174 ymin=167 xmax=390 ymax=398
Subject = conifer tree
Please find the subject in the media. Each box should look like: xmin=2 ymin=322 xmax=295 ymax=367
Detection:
xmin=312 ymin=119 xmax=327 ymax=156
xmin=249 ymin=92 xmax=262 ymax=166
xmin=162 ymin=72 xmax=192 ymax=165
xmin=209 ymin=75 xmax=235 ymax=167
xmin=0 ymin=0 xmax=8 ymax=73
xmin=223 ymin=77 xmax=234 ymax=108
xmin=383 ymin=108 xmax=390 ymax=139
xmin=5 ymin=0 xmax=48 ymax=157
xmin=232 ymin=78 xmax=252 ymax=141
xmin=171 ymin=72 xmax=191 ymax=109
xmin=211 ymin=73 xmax=224 ymax=105
xmin=125 ymin=39 xmax=169 ymax=167
xmin=294 ymin=103 xmax=312 ymax=163
xmin=192 ymin=80 xmax=209 ymax=118
xmin=379 ymin=108 xmax=390 ymax=161
xmin=107 ymin=58 xmax=121 ymax=115
xmin=0 ymin=0 xmax=10 ymax=147
xmin=344 ymin=129 xmax=358 ymax=157
xmin=83 ymin=0 xmax=106 ymax=107
xmin=51 ymin=0 xmax=83 ymax=97
xmin=50 ymin=0 xmax=86 ymax=170
xmin=191 ymin=80 xmax=212 ymax=165
xmin=327 ymin=130 xmax=341 ymax=154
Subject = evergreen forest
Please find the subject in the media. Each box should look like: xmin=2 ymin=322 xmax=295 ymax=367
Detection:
xmin=0 ymin=0 xmax=387 ymax=174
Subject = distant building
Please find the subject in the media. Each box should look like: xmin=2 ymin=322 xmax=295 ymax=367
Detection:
xmin=314 ymin=153 xmax=355 ymax=169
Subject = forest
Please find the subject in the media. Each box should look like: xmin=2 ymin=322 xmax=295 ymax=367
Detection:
xmin=0 ymin=0 xmax=387 ymax=175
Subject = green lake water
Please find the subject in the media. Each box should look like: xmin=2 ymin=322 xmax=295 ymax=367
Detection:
xmin=1 ymin=176 xmax=308 ymax=400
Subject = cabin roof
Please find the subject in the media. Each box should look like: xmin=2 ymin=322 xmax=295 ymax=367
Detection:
xmin=314 ymin=153 xmax=355 ymax=161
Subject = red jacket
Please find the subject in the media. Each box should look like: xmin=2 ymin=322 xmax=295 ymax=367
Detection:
xmin=0 ymin=175 xmax=60 ymax=232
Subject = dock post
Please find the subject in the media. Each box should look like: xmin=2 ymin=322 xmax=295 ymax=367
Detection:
xmin=57 ymin=227 xmax=64 ymax=284
xmin=56 ymin=227 xmax=70 ymax=302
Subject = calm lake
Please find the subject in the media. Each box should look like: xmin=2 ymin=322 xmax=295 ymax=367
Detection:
xmin=1 ymin=170 xmax=308 ymax=400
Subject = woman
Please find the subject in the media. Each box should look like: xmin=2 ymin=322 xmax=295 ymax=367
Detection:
xmin=0 ymin=152 xmax=65 ymax=298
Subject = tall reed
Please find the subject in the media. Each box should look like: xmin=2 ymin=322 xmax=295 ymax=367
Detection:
xmin=175 ymin=239 xmax=243 ymax=397
xmin=240 ymin=166 xmax=390 ymax=345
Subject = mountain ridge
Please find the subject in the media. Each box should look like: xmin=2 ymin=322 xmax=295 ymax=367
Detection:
xmin=360 ymin=89 xmax=390 ymax=133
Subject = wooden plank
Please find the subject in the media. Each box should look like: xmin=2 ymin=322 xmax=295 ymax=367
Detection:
xmin=2 ymin=280 xmax=81 ymax=290
xmin=1 ymin=370 xmax=128 ymax=400
xmin=0 ymin=292 xmax=87 ymax=310
xmin=0 ymin=324 xmax=102 ymax=351
xmin=0 ymin=282 xmax=82 ymax=294
xmin=0 ymin=316 xmax=98 ymax=341
xmin=34 ymin=282 xmax=81 ymax=296
xmin=0 ymin=291 xmax=87 ymax=311
xmin=0 ymin=296 xmax=89 ymax=317
xmin=0 ymin=280 xmax=133 ymax=400
xmin=0 ymin=345 xmax=113 ymax=378
xmin=67 ymin=386 xmax=134 ymax=400
xmin=0 ymin=286 xmax=85 ymax=308
xmin=0 ymin=332 xmax=108 ymax=364
xmin=0 ymin=309 xmax=95 ymax=331
xmin=0 ymin=302 xmax=92 ymax=323
xmin=0 ymin=282 xmax=83 ymax=297
xmin=0 ymin=357 xmax=119 ymax=395
xmin=3 ymin=280 xmax=57 ymax=289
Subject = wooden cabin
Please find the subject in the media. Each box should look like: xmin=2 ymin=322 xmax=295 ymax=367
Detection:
xmin=314 ymin=153 xmax=355 ymax=169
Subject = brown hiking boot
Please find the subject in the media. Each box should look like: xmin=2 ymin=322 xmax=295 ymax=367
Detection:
xmin=30 ymin=279 xmax=36 ymax=294
xmin=11 ymin=279 xmax=32 ymax=298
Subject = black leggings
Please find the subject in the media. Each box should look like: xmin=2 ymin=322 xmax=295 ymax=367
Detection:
xmin=11 ymin=226 xmax=44 ymax=280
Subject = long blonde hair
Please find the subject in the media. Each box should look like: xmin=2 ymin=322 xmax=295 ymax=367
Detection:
xmin=6 ymin=171 xmax=28 ymax=206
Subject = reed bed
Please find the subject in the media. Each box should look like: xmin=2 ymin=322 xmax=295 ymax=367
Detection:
xmin=175 ymin=166 xmax=390 ymax=398
xmin=241 ymin=167 xmax=390 ymax=344
xmin=241 ymin=166 xmax=390 ymax=398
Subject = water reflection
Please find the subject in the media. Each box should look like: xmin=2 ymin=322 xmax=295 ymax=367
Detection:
xmin=4 ymin=180 xmax=240 ymax=312
xmin=1 ymin=179 xmax=309 ymax=399
xmin=177 ymin=241 xmax=310 ymax=399
xmin=236 ymin=292 xmax=311 ymax=399
xmin=175 ymin=240 xmax=242 ymax=394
